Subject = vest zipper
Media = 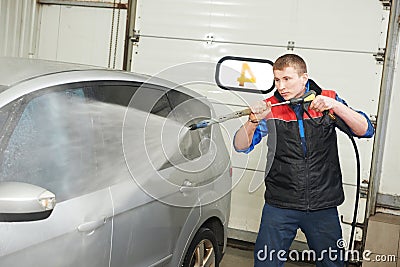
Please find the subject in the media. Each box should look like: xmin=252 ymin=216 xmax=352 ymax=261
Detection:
xmin=305 ymin=157 xmax=310 ymax=210
xmin=303 ymin=116 xmax=310 ymax=211
xmin=294 ymin=105 xmax=310 ymax=210
xmin=300 ymin=126 xmax=310 ymax=210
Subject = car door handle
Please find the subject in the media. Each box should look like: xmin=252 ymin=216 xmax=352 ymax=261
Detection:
xmin=180 ymin=180 xmax=195 ymax=194
xmin=78 ymin=217 xmax=107 ymax=233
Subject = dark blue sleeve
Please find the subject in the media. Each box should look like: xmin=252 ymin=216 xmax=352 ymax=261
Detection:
xmin=335 ymin=94 xmax=374 ymax=138
xmin=234 ymin=119 xmax=268 ymax=154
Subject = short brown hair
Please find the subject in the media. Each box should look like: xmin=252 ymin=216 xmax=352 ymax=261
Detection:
xmin=273 ymin=54 xmax=307 ymax=76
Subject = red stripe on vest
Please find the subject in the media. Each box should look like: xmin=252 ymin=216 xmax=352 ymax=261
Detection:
xmin=263 ymin=89 xmax=337 ymax=121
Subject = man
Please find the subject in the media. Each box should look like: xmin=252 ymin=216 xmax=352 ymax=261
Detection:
xmin=233 ymin=54 xmax=374 ymax=267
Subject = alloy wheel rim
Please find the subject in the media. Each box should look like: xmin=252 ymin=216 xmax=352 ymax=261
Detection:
xmin=189 ymin=239 xmax=215 ymax=267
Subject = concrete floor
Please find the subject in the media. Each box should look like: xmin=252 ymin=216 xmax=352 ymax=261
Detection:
xmin=220 ymin=245 xmax=314 ymax=267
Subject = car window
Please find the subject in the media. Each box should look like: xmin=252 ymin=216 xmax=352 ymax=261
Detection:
xmin=87 ymin=83 xmax=139 ymax=183
xmin=0 ymin=83 xmax=145 ymax=202
xmin=0 ymin=82 xmax=214 ymax=201
xmin=127 ymin=85 xmax=172 ymax=117
xmin=120 ymin=84 xmax=176 ymax=171
xmin=0 ymin=88 xmax=100 ymax=201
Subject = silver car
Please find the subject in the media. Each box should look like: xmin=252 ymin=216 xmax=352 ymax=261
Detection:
xmin=0 ymin=57 xmax=231 ymax=267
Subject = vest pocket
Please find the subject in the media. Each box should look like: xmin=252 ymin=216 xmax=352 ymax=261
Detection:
xmin=265 ymin=159 xmax=305 ymax=204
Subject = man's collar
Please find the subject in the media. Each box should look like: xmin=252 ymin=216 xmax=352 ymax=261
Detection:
xmin=273 ymin=81 xmax=310 ymax=103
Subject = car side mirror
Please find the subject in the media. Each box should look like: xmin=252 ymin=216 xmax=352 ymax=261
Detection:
xmin=215 ymin=56 xmax=275 ymax=94
xmin=0 ymin=182 xmax=56 ymax=222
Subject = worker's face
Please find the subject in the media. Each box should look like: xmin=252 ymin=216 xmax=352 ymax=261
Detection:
xmin=273 ymin=66 xmax=308 ymax=100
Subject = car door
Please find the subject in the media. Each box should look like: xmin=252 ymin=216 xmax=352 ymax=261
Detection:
xmin=86 ymin=82 xmax=200 ymax=267
xmin=166 ymin=89 xmax=231 ymax=205
xmin=0 ymin=85 xmax=113 ymax=267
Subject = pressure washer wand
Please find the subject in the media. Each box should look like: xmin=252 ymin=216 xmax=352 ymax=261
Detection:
xmin=188 ymin=90 xmax=316 ymax=130
xmin=188 ymin=108 xmax=252 ymax=130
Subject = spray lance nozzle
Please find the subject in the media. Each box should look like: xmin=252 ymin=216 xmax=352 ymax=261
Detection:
xmin=188 ymin=90 xmax=316 ymax=130
xmin=188 ymin=108 xmax=252 ymax=130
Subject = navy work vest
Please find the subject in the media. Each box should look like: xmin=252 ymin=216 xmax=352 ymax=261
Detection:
xmin=264 ymin=89 xmax=344 ymax=211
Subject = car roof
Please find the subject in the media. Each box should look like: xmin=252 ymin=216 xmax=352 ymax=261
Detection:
xmin=0 ymin=57 xmax=203 ymax=96
xmin=0 ymin=57 xmax=102 ymax=89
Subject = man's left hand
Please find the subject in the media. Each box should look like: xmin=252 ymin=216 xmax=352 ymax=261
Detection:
xmin=310 ymin=95 xmax=337 ymax=113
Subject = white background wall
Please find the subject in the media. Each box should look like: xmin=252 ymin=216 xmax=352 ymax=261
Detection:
xmin=130 ymin=0 xmax=389 ymax=243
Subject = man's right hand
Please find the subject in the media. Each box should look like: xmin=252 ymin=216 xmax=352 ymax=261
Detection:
xmin=234 ymin=100 xmax=271 ymax=151
xmin=249 ymin=100 xmax=272 ymax=122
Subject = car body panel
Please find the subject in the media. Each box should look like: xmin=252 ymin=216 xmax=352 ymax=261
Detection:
xmin=0 ymin=188 xmax=113 ymax=266
xmin=0 ymin=57 xmax=231 ymax=266
xmin=109 ymin=179 xmax=200 ymax=267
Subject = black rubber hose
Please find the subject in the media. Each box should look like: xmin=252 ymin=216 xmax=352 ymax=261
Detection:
xmin=348 ymin=131 xmax=361 ymax=266
xmin=303 ymin=110 xmax=361 ymax=266
xmin=332 ymin=116 xmax=361 ymax=267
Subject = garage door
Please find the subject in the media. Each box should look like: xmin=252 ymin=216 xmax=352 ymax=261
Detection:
xmin=130 ymin=0 xmax=389 ymax=245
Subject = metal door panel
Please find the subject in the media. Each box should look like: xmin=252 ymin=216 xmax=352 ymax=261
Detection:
xmin=109 ymin=177 xmax=197 ymax=267
xmin=131 ymin=0 xmax=386 ymax=246
xmin=136 ymin=0 xmax=387 ymax=52
xmin=136 ymin=0 xmax=294 ymax=47
xmin=137 ymin=0 xmax=211 ymax=40
xmin=209 ymin=0 xmax=295 ymax=47
xmin=380 ymin=54 xmax=400 ymax=196
xmin=38 ymin=4 xmax=126 ymax=67
xmin=0 ymin=0 xmax=37 ymax=57
xmin=0 ymin=189 xmax=113 ymax=267
xmin=37 ymin=4 xmax=60 ymax=60
xmin=291 ymin=0 xmax=387 ymax=52
xmin=229 ymin=168 xmax=265 ymax=239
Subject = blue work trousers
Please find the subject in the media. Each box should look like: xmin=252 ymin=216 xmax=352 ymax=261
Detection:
xmin=254 ymin=203 xmax=345 ymax=267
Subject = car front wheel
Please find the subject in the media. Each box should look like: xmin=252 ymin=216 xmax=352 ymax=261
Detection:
xmin=183 ymin=227 xmax=219 ymax=267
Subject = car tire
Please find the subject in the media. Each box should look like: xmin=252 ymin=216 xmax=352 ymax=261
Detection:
xmin=182 ymin=227 xmax=220 ymax=267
